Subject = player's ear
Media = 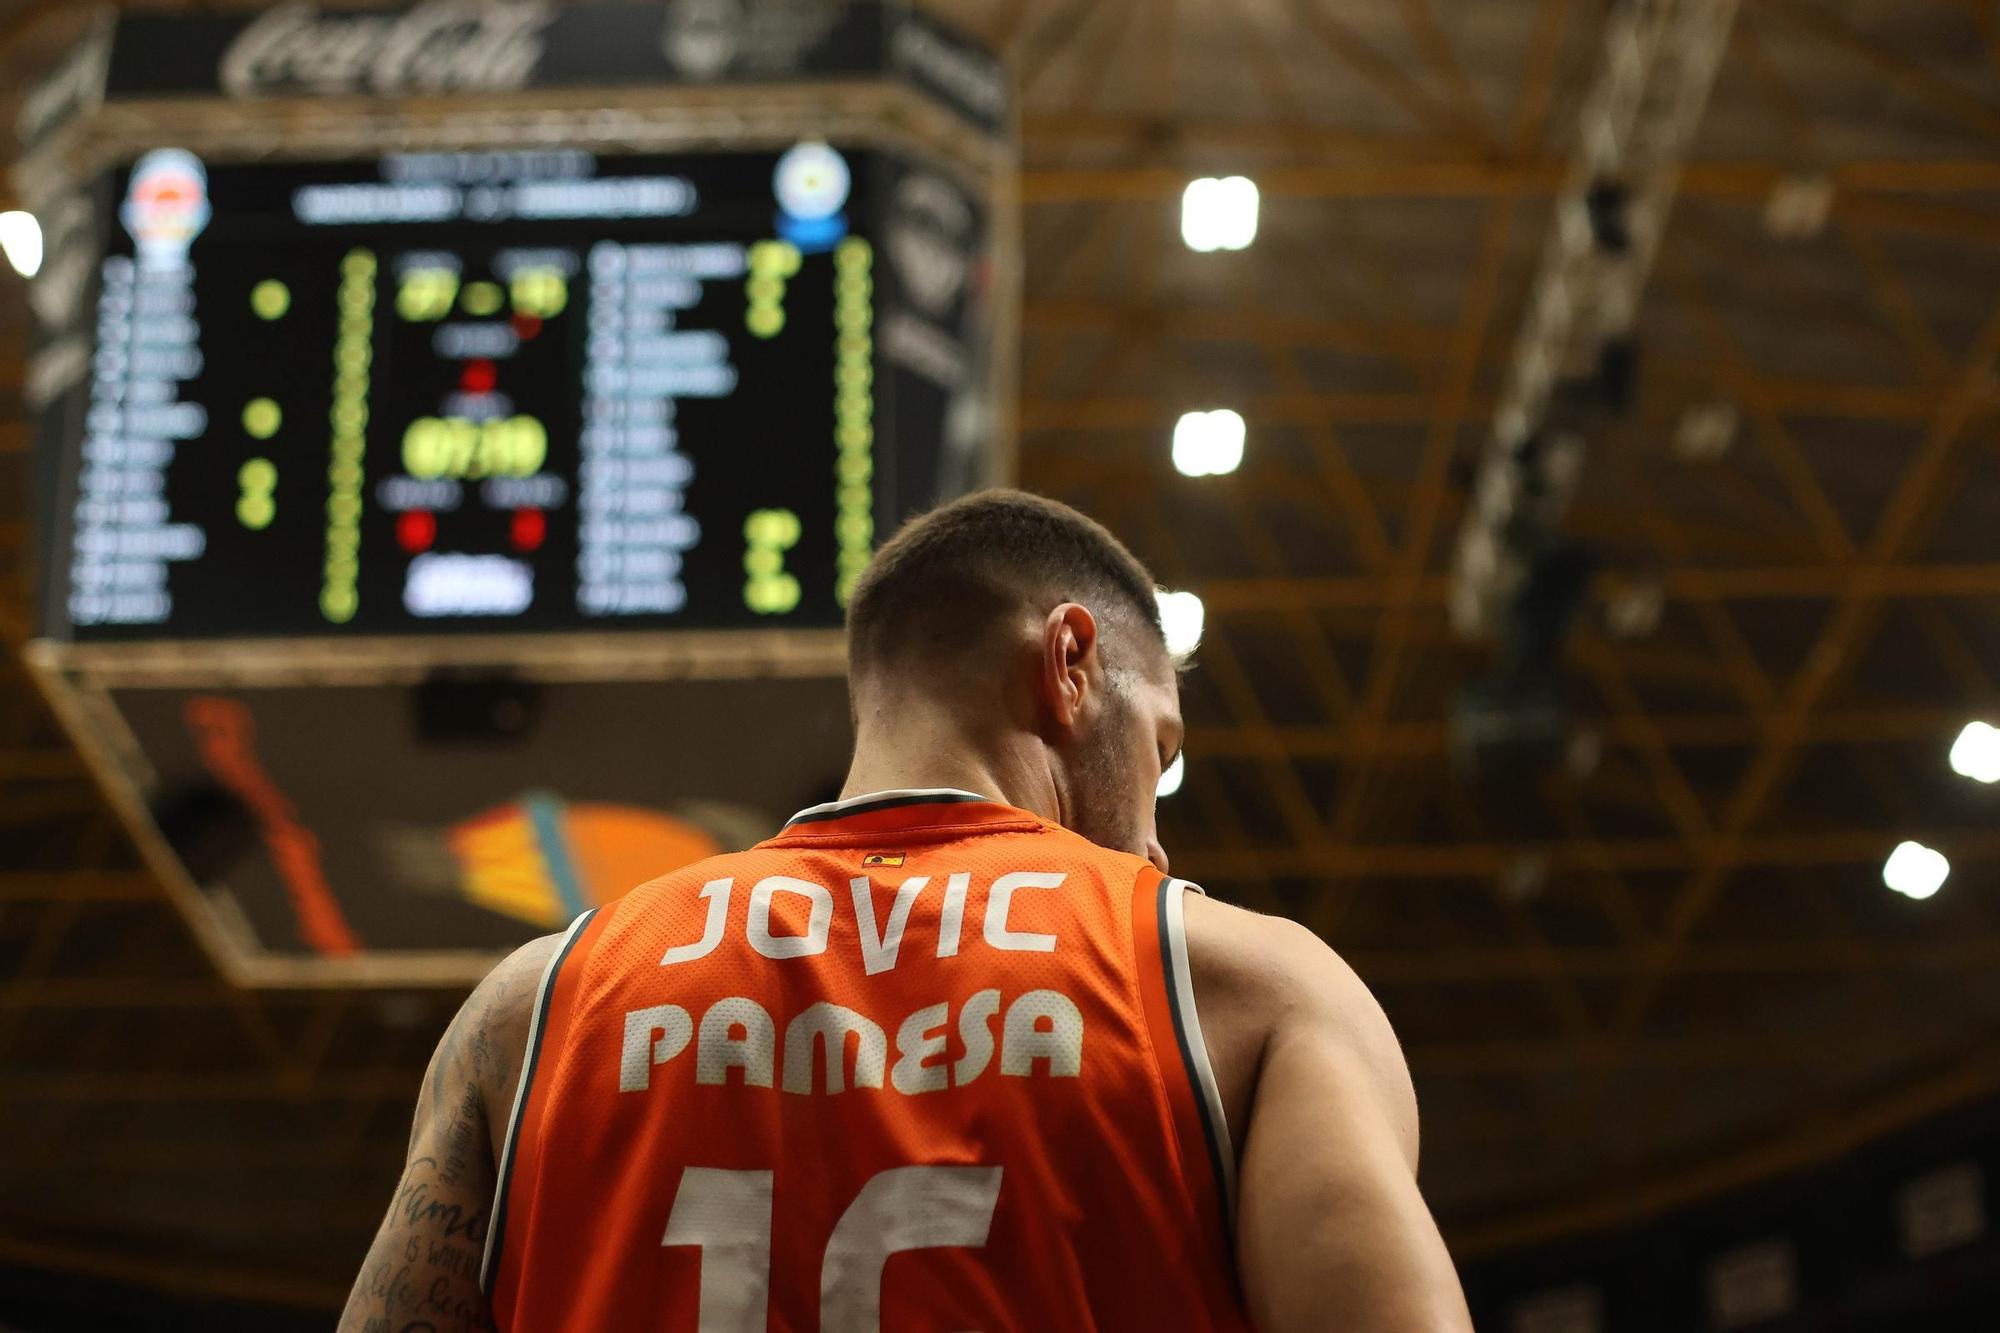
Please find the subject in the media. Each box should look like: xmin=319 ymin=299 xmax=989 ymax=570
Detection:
xmin=1039 ymin=602 xmax=1101 ymax=735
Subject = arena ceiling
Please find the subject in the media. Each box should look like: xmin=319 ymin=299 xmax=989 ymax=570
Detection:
xmin=0 ymin=0 xmax=1997 ymax=1309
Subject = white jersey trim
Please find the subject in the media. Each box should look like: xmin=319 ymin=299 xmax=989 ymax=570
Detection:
xmin=479 ymin=907 xmax=596 ymax=1292
xmin=1164 ymin=877 xmax=1237 ymax=1217
xmin=783 ymin=788 xmax=995 ymax=826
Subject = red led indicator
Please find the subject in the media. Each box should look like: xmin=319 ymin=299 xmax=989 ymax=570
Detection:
xmin=461 ymin=358 xmax=497 ymax=395
xmin=511 ymin=508 xmax=546 ymax=552
xmin=511 ymin=313 xmax=543 ymax=340
xmin=397 ymin=510 xmax=436 ymax=554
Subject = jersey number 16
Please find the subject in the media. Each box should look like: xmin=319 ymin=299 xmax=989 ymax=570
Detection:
xmin=663 ymin=1164 xmax=1004 ymax=1332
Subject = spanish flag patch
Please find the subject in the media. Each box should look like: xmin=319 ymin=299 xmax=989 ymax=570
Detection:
xmin=861 ymin=852 xmax=905 ymax=868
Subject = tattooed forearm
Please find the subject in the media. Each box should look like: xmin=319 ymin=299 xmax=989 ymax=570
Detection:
xmin=439 ymin=1084 xmax=482 ymax=1189
xmin=342 ymin=1135 xmax=497 ymax=1332
xmin=340 ymin=935 xmax=557 ymax=1333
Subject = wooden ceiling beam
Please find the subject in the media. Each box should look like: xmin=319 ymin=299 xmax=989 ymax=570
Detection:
xmin=1185 ymin=704 xmax=1975 ymax=757
xmin=1017 ymin=345 xmax=1960 ymax=434
xmin=1262 ymin=339 xmax=1395 ymax=568
xmin=1020 ymin=158 xmax=2000 ymax=203
xmin=1596 ymin=309 xmax=2000 ymax=1062
xmin=0 ymin=978 xmax=318 ymax=1009
xmin=1569 ymin=641 xmax=1716 ymax=843
xmin=1195 ymin=561 xmax=2000 ymax=611
xmin=1436 ymin=785 xmax=1601 ymax=1046
xmin=1127 ymin=501 xmax=1335 ymax=854
xmin=1834 ymin=192 xmax=2000 ymax=247
xmin=0 ymin=871 xmax=157 ymax=902
xmin=1392 ymin=0 xmax=1494 ymax=150
xmin=0 ymin=1070 xmax=416 ymax=1102
xmin=1408 ymin=1034 xmax=1906 ymax=1075
xmin=1176 ymin=826 xmax=2000 ymax=880
xmin=1354 ymin=935 xmax=2000 ymax=983
xmin=1313 ymin=191 xmax=1523 ymax=944
xmin=1548 ymin=782 xmax=1654 ymax=946
xmin=0 ymin=788 xmax=101 ymax=825
xmin=1024 ymin=159 xmax=1558 ymax=203
xmin=0 ymin=749 xmax=82 ymax=779
xmin=1014 ymin=0 xmax=1112 ymax=100
xmin=1662 ymin=249 xmax=1859 ymax=562
xmin=1023 ymin=298 xmax=1435 ymax=358
xmin=1627 ymin=513 xmax=1777 ymax=714
xmin=1019 ymin=389 xmax=1456 ymax=430
xmin=1020 ymin=111 xmax=1467 ymax=158
xmin=1282 ymin=0 xmax=1484 ymax=143
xmin=1759 ymin=0 xmax=2000 ymax=147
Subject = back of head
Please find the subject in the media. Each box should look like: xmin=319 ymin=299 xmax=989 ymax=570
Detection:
xmin=846 ymin=489 xmax=1166 ymax=696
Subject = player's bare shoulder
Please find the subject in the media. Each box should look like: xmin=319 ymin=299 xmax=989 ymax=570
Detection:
xmin=1179 ymin=891 xmax=1419 ymax=1166
xmin=462 ymin=931 xmax=566 ymax=1152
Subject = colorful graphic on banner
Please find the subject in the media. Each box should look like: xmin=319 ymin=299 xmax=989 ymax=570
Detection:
xmin=447 ymin=795 xmax=732 ymax=927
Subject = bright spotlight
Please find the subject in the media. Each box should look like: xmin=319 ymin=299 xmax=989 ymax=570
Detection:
xmin=1157 ymin=752 xmax=1185 ymax=798
xmin=1949 ymin=721 xmax=2000 ymax=784
xmin=1172 ymin=409 xmax=1245 ymax=478
xmin=1157 ymin=589 xmax=1205 ymax=658
xmin=1181 ymin=176 xmax=1259 ymax=252
xmin=0 ymin=211 xmax=43 ymax=278
xmin=1883 ymin=841 xmax=1949 ymax=900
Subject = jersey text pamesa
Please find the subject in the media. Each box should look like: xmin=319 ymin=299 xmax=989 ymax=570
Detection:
xmin=617 ymin=871 xmax=1086 ymax=1096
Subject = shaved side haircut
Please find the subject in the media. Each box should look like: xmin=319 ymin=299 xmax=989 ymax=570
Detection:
xmin=847 ymin=490 xmax=1167 ymax=686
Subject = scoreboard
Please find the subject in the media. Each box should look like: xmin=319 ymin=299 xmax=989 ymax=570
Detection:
xmin=47 ymin=145 xmax=971 ymax=640
xmin=15 ymin=0 xmax=1013 ymax=984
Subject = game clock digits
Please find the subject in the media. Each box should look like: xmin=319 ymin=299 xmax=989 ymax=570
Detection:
xmin=55 ymin=144 xmax=894 ymax=640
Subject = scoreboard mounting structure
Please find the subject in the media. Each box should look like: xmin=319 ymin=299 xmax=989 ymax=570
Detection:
xmin=15 ymin=1 xmax=1015 ymax=986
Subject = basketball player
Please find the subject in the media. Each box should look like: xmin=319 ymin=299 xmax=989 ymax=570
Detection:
xmin=339 ymin=491 xmax=1472 ymax=1331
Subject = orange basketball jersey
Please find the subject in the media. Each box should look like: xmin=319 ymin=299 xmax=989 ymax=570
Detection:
xmin=482 ymin=789 xmax=1252 ymax=1332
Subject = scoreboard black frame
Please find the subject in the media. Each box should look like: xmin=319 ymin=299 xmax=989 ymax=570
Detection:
xmin=35 ymin=144 xmax=989 ymax=645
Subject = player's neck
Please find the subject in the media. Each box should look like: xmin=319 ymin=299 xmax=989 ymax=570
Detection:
xmin=841 ymin=701 xmax=1060 ymax=826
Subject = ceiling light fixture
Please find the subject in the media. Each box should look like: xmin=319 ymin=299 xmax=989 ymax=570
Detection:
xmin=1172 ymin=409 xmax=1245 ymax=477
xmin=1883 ymin=841 xmax=1949 ymax=901
xmin=0 ymin=210 xmax=42 ymax=279
xmin=1948 ymin=721 xmax=2000 ymax=784
xmin=1156 ymin=589 xmax=1205 ymax=658
xmin=1181 ymin=176 xmax=1258 ymax=252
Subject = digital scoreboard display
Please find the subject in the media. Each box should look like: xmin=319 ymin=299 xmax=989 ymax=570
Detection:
xmin=44 ymin=144 xmax=986 ymax=641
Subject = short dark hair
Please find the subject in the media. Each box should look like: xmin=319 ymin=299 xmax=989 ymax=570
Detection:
xmin=847 ymin=490 xmax=1165 ymax=683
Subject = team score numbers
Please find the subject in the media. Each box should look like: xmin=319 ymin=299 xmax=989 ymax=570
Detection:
xmin=237 ymin=458 xmax=277 ymax=530
xmin=402 ymin=415 xmax=549 ymax=480
xmin=511 ymin=267 xmax=568 ymax=319
xmin=663 ymin=1164 xmax=1001 ymax=1332
xmin=743 ymin=508 xmax=802 ymax=615
xmin=397 ymin=267 xmax=460 ymax=322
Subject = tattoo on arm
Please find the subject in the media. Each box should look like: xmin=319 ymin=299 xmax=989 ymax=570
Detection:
xmin=340 ymin=962 xmax=527 ymax=1333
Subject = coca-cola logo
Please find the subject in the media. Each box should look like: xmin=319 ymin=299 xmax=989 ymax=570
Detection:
xmin=219 ymin=1 xmax=554 ymax=98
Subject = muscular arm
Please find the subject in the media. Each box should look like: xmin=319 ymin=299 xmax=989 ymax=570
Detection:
xmin=1185 ymin=894 xmax=1472 ymax=1333
xmin=338 ymin=935 xmax=560 ymax=1333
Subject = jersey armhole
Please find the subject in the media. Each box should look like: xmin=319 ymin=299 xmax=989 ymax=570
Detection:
xmin=1130 ymin=871 xmax=1238 ymax=1249
xmin=480 ymin=906 xmax=604 ymax=1304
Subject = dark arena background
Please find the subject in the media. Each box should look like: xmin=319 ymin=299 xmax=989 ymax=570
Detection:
xmin=0 ymin=1 xmax=1995 ymax=1330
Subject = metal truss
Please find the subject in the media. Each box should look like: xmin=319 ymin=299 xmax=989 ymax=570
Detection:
xmin=1450 ymin=0 xmax=1743 ymax=638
